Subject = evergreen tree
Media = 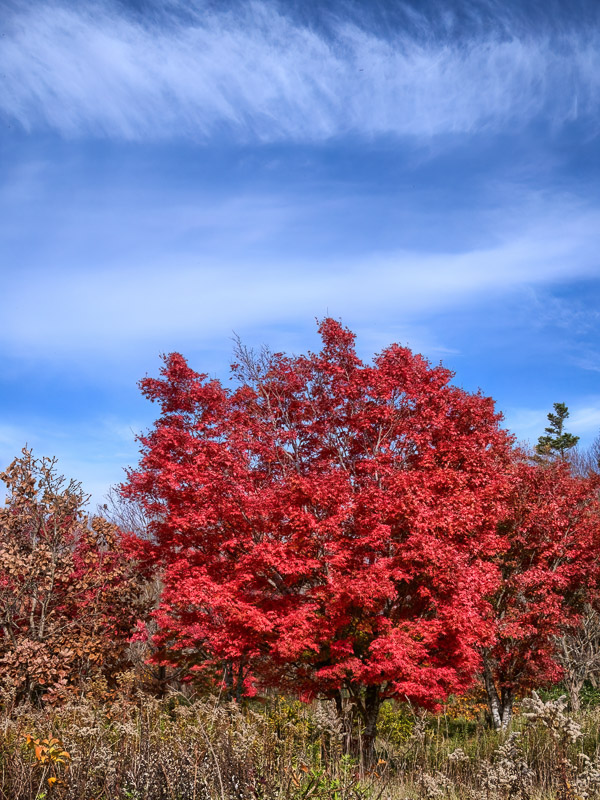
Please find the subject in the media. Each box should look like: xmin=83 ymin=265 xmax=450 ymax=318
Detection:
xmin=536 ymin=402 xmax=579 ymax=459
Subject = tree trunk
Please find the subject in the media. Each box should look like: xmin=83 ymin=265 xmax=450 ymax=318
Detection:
xmin=333 ymin=689 xmax=343 ymax=718
xmin=500 ymin=687 xmax=514 ymax=728
xmin=235 ymin=660 xmax=244 ymax=704
xmin=332 ymin=689 xmax=353 ymax=756
xmin=156 ymin=664 xmax=167 ymax=698
xmin=564 ymin=675 xmax=584 ymax=713
xmin=223 ymin=660 xmax=234 ymax=701
xmin=361 ymin=686 xmax=381 ymax=767
xmin=483 ymin=653 xmax=514 ymax=730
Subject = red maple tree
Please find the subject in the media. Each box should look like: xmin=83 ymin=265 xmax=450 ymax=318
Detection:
xmin=482 ymin=458 xmax=600 ymax=727
xmin=124 ymin=319 xmax=515 ymax=757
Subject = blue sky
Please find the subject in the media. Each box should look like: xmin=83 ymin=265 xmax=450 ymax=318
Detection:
xmin=1 ymin=0 xmax=600 ymax=505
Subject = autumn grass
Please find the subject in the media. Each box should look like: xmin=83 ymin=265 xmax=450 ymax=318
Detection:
xmin=3 ymin=680 xmax=600 ymax=799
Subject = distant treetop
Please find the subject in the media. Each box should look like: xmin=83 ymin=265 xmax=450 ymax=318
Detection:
xmin=536 ymin=402 xmax=579 ymax=460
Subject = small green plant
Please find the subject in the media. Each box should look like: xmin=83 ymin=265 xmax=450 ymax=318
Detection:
xmin=289 ymin=756 xmax=375 ymax=800
xmin=580 ymin=682 xmax=600 ymax=709
xmin=377 ymin=701 xmax=414 ymax=749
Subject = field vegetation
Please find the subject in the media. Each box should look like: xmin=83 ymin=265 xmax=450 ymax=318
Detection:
xmin=4 ymin=677 xmax=600 ymax=799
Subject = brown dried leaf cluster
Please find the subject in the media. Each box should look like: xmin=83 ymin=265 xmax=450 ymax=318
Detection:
xmin=0 ymin=449 xmax=144 ymax=703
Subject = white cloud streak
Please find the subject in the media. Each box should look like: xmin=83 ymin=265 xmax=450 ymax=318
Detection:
xmin=1 ymin=199 xmax=599 ymax=357
xmin=1 ymin=0 xmax=599 ymax=142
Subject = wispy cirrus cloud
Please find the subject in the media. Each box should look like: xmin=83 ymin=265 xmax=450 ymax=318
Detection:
xmin=1 ymin=195 xmax=598 ymax=358
xmin=1 ymin=0 xmax=599 ymax=142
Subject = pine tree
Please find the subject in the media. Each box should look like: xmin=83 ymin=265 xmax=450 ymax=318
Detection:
xmin=536 ymin=402 xmax=579 ymax=460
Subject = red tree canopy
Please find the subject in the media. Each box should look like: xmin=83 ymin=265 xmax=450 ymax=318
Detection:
xmin=482 ymin=457 xmax=600 ymax=726
xmin=124 ymin=319 xmax=514 ymax=718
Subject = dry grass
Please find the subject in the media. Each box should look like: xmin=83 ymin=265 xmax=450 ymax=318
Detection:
xmin=2 ymin=679 xmax=600 ymax=799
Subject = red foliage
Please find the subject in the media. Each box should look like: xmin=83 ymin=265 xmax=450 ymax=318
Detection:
xmin=124 ymin=319 xmax=515 ymax=727
xmin=482 ymin=458 xmax=600 ymax=725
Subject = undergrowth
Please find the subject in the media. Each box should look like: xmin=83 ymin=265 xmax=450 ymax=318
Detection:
xmin=2 ymin=677 xmax=600 ymax=799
